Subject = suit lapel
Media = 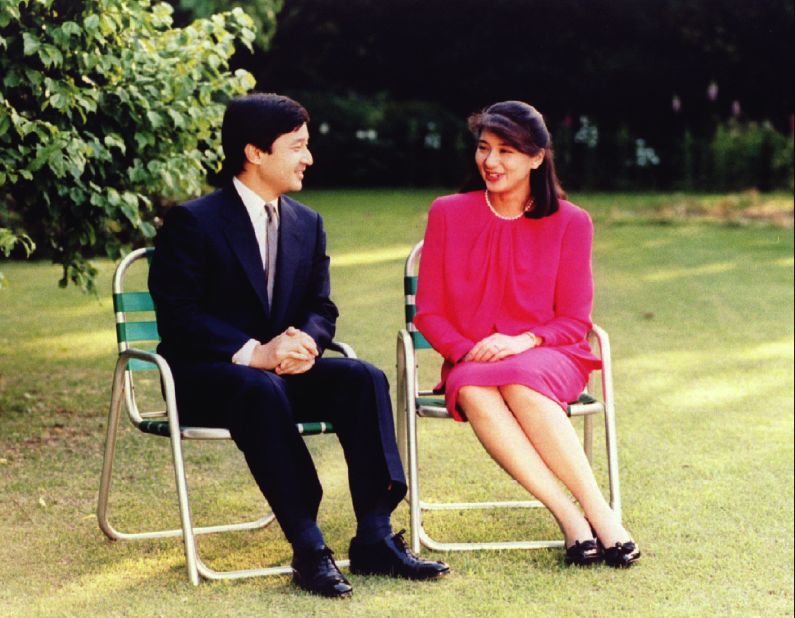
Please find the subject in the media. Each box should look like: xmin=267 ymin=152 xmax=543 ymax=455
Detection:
xmin=271 ymin=195 xmax=304 ymax=327
xmin=220 ymin=186 xmax=270 ymax=315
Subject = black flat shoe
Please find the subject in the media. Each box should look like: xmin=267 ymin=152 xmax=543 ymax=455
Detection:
xmin=603 ymin=541 xmax=641 ymax=568
xmin=291 ymin=546 xmax=353 ymax=598
xmin=564 ymin=539 xmax=604 ymax=566
xmin=349 ymin=529 xmax=450 ymax=580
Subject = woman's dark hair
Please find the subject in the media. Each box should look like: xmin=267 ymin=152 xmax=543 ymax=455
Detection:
xmin=467 ymin=100 xmax=566 ymax=219
xmin=213 ymin=92 xmax=310 ymax=185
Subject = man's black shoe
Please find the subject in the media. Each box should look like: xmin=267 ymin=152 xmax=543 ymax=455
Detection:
xmin=349 ymin=529 xmax=450 ymax=580
xmin=291 ymin=547 xmax=352 ymax=598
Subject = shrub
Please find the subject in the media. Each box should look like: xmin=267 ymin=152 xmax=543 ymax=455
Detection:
xmin=0 ymin=0 xmax=257 ymax=291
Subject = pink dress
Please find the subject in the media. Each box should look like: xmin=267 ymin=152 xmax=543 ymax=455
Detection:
xmin=414 ymin=191 xmax=602 ymax=420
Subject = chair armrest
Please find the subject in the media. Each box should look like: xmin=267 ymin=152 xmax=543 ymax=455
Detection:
xmin=117 ymin=348 xmax=180 ymax=427
xmin=588 ymin=324 xmax=611 ymax=362
xmin=326 ymin=340 xmax=357 ymax=359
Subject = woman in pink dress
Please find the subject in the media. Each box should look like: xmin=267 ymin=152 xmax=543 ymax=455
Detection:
xmin=414 ymin=101 xmax=640 ymax=568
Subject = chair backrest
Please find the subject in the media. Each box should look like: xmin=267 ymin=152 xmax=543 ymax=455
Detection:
xmin=403 ymin=241 xmax=434 ymax=351
xmin=112 ymin=247 xmax=162 ymax=422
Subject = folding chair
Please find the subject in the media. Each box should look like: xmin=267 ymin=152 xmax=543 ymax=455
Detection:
xmin=395 ymin=240 xmax=622 ymax=554
xmin=97 ymin=247 xmax=354 ymax=584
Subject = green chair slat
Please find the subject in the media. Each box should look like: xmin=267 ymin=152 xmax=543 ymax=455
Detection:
xmin=139 ymin=420 xmax=173 ymax=437
xmin=117 ymin=321 xmax=159 ymax=343
xmin=296 ymin=421 xmax=335 ymax=435
xmin=565 ymin=392 xmax=599 ymax=417
xmin=139 ymin=420 xmax=335 ymax=437
xmin=573 ymin=392 xmax=598 ymax=406
xmin=410 ymin=330 xmax=432 ymax=350
xmin=404 ymin=276 xmax=418 ymax=295
xmin=128 ymin=358 xmax=158 ymax=371
xmin=416 ymin=396 xmax=445 ymax=408
xmin=114 ymin=291 xmax=155 ymax=312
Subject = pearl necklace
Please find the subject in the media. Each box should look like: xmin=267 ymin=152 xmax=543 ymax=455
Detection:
xmin=484 ymin=191 xmax=533 ymax=220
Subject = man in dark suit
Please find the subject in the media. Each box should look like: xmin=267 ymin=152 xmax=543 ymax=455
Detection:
xmin=148 ymin=93 xmax=448 ymax=598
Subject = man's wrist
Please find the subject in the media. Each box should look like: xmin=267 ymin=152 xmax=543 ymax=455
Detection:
xmin=249 ymin=340 xmax=280 ymax=370
xmin=232 ymin=338 xmax=260 ymax=366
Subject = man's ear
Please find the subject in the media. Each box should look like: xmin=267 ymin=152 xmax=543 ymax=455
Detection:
xmin=244 ymin=143 xmax=262 ymax=165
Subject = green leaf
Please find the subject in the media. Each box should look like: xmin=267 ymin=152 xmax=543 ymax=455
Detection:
xmin=98 ymin=14 xmax=116 ymax=36
xmin=39 ymin=45 xmax=64 ymax=69
xmin=134 ymin=132 xmax=154 ymax=149
xmin=103 ymin=134 xmax=126 ymax=154
xmin=22 ymin=33 xmax=41 ymax=56
xmin=84 ymin=14 xmax=100 ymax=32
xmin=167 ymin=109 xmax=185 ymax=128
xmin=49 ymin=93 xmax=69 ymax=110
xmin=3 ymin=70 xmax=22 ymax=88
xmin=24 ymin=69 xmax=43 ymax=87
xmin=61 ymin=21 xmax=81 ymax=37
xmin=146 ymin=110 xmax=163 ymax=129
xmin=139 ymin=221 xmax=156 ymax=238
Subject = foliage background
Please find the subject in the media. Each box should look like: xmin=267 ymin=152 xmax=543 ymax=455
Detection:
xmin=0 ymin=0 xmax=257 ymax=289
xmin=251 ymin=0 xmax=794 ymax=191
xmin=1 ymin=0 xmax=793 ymax=289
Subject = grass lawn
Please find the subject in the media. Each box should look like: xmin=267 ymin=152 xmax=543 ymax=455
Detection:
xmin=0 ymin=190 xmax=792 ymax=617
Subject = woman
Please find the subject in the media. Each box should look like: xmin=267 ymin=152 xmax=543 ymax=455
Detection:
xmin=414 ymin=100 xmax=640 ymax=568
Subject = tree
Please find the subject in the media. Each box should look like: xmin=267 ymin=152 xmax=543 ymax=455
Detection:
xmin=0 ymin=0 xmax=257 ymax=291
xmin=170 ymin=0 xmax=282 ymax=50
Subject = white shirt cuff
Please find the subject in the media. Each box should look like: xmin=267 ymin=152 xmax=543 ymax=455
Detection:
xmin=232 ymin=339 xmax=259 ymax=366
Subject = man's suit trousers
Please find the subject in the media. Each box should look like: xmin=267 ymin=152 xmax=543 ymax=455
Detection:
xmin=169 ymin=356 xmax=407 ymax=544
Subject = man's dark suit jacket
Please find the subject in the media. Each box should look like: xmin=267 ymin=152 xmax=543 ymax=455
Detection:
xmin=148 ymin=184 xmax=407 ymax=534
xmin=149 ymin=185 xmax=339 ymax=369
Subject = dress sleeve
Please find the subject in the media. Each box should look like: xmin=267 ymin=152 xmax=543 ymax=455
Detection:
xmin=414 ymin=202 xmax=475 ymax=363
xmin=532 ymin=209 xmax=595 ymax=347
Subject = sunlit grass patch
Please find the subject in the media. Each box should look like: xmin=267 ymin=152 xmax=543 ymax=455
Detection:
xmin=0 ymin=190 xmax=792 ymax=617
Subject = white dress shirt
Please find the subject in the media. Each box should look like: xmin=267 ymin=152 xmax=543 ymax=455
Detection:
xmin=231 ymin=176 xmax=280 ymax=366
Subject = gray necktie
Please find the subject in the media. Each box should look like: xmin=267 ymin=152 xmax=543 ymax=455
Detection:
xmin=264 ymin=202 xmax=278 ymax=305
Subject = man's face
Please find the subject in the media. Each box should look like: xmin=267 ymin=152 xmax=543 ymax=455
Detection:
xmin=254 ymin=123 xmax=313 ymax=196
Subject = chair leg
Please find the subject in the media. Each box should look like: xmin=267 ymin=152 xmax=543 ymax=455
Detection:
xmin=167 ymin=431 xmax=201 ymax=585
xmin=99 ymin=357 xmax=281 ymax=584
xmin=583 ymin=414 xmax=594 ymax=464
xmin=397 ymin=331 xmax=423 ymax=554
xmin=97 ymin=357 xmax=128 ymax=540
xmin=395 ymin=335 xmax=408 ymax=470
xmin=599 ymin=351 xmax=622 ymax=520
xmin=406 ymin=395 xmax=422 ymax=555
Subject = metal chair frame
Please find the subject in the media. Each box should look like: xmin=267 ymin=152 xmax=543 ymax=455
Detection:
xmin=395 ymin=240 xmax=622 ymax=554
xmin=97 ymin=247 xmax=353 ymax=584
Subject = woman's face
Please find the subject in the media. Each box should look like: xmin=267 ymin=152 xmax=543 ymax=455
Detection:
xmin=475 ymin=130 xmax=543 ymax=196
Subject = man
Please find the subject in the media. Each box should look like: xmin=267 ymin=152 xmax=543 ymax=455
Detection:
xmin=148 ymin=93 xmax=449 ymax=598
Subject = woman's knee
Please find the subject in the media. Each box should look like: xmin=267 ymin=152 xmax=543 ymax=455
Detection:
xmin=458 ymin=385 xmax=500 ymax=418
xmin=500 ymin=384 xmax=547 ymax=406
xmin=499 ymin=384 xmax=564 ymax=421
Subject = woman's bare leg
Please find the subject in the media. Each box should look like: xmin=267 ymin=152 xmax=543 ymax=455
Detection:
xmin=458 ymin=385 xmax=592 ymax=545
xmin=499 ymin=384 xmax=631 ymax=546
